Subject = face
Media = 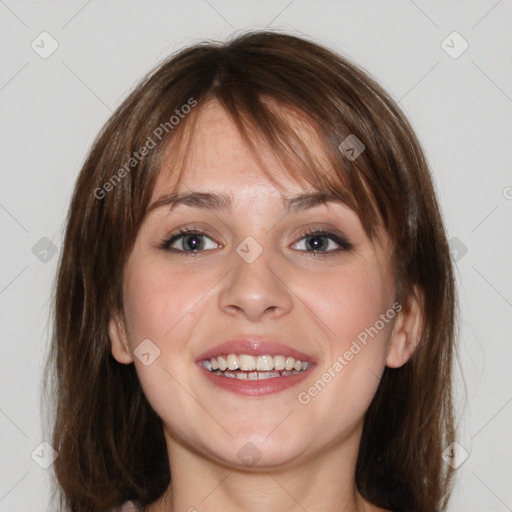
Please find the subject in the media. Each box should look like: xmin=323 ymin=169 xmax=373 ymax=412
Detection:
xmin=109 ymin=101 xmax=418 ymax=470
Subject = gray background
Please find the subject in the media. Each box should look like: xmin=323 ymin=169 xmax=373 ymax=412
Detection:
xmin=1 ymin=1 xmax=511 ymax=510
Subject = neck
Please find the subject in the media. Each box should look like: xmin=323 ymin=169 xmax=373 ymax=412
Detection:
xmin=145 ymin=424 xmax=385 ymax=512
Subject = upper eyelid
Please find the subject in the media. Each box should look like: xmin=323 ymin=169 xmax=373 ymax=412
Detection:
xmin=166 ymin=226 xmax=342 ymax=241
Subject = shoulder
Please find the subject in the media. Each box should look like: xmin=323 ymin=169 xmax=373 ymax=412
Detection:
xmin=112 ymin=500 xmax=143 ymax=512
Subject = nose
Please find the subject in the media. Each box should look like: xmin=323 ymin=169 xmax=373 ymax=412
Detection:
xmin=218 ymin=245 xmax=294 ymax=322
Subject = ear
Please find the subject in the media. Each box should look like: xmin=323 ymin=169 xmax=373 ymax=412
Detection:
xmin=386 ymin=286 xmax=424 ymax=368
xmin=108 ymin=310 xmax=134 ymax=364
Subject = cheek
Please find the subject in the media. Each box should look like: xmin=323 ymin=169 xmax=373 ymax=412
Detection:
xmin=122 ymin=258 xmax=209 ymax=342
xmin=296 ymin=262 xmax=393 ymax=358
xmin=293 ymin=261 xmax=394 ymax=428
xmin=121 ymin=261 xmax=220 ymax=432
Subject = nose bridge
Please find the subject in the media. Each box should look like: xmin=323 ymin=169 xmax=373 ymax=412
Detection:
xmin=218 ymin=237 xmax=293 ymax=322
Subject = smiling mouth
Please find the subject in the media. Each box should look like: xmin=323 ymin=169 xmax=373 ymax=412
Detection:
xmin=200 ymin=353 xmax=312 ymax=380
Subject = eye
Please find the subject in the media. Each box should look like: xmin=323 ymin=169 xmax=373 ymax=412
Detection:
xmin=160 ymin=226 xmax=352 ymax=257
xmin=160 ymin=227 xmax=220 ymax=254
xmin=290 ymin=228 xmax=352 ymax=257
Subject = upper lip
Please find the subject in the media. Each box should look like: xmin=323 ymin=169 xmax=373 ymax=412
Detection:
xmin=196 ymin=337 xmax=317 ymax=364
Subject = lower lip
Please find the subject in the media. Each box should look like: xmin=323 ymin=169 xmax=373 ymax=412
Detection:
xmin=196 ymin=362 xmax=315 ymax=396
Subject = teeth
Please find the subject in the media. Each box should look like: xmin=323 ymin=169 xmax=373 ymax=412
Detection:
xmin=256 ymin=355 xmax=274 ymax=371
xmin=227 ymin=354 xmax=238 ymax=370
xmin=202 ymin=353 xmax=312 ymax=379
xmin=212 ymin=368 xmax=303 ymax=379
xmin=273 ymin=355 xmax=285 ymax=370
xmin=238 ymin=354 xmax=256 ymax=371
xmin=217 ymin=355 xmax=228 ymax=371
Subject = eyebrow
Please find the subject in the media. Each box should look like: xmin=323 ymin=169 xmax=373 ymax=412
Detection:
xmin=146 ymin=191 xmax=352 ymax=216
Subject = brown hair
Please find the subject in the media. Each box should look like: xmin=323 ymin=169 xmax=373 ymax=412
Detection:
xmin=43 ymin=30 xmax=458 ymax=512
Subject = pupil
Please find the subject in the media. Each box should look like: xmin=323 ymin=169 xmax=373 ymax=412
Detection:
xmin=185 ymin=235 xmax=202 ymax=250
xmin=308 ymin=236 xmax=325 ymax=251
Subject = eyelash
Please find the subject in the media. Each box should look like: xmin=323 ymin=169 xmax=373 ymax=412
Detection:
xmin=159 ymin=226 xmax=353 ymax=258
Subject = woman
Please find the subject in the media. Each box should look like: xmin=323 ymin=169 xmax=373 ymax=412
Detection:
xmin=43 ymin=30 xmax=457 ymax=512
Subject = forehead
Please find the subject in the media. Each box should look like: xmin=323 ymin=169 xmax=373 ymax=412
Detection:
xmin=151 ymin=100 xmax=330 ymax=201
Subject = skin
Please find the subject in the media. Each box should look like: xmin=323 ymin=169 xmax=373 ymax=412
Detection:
xmin=109 ymin=101 xmax=423 ymax=512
